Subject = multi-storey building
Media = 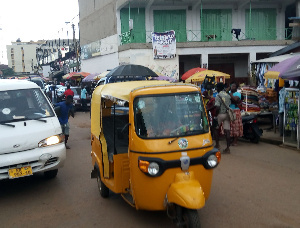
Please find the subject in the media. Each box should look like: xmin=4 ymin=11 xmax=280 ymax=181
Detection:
xmin=6 ymin=40 xmax=44 ymax=74
xmin=79 ymin=0 xmax=298 ymax=84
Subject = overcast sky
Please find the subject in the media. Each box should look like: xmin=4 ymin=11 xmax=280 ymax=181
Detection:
xmin=0 ymin=0 xmax=79 ymax=42
xmin=0 ymin=0 xmax=79 ymax=63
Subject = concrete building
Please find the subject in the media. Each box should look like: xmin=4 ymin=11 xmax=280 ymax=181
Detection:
xmin=6 ymin=40 xmax=44 ymax=74
xmin=78 ymin=0 xmax=297 ymax=84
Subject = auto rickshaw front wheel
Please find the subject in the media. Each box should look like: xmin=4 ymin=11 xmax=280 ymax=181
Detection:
xmin=97 ymin=172 xmax=109 ymax=198
xmin=181 ymin=209 xmax=201 ymax=228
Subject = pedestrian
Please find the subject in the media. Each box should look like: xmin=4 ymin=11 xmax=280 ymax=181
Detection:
xmin=81 ymin=85 xmax=88 ymax=111
xmin=64 ymin=84 xmax=74 ymax=99
xmin=279 ymin=81 xmax=289 ymax=136
xmin=214 ymin=83 xmax=231 ymax=154
xmin=55 ymin=95 xmax=75 ymax=149
xmin=50 ymin=83 xmax=57 ymax=103
xmin=227 ymin=81 xmax=243 ymax=146
xmin=203 ymin=90 xmax=217 ymax=139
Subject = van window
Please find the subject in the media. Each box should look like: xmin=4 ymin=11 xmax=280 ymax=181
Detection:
xmin=0 ymin=88 xmax=54 ymax=123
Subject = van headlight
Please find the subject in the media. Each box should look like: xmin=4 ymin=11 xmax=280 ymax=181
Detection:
xmin=38 ymin=134 xmax=65 ymax=147
xmin=138 ymin=160 xmax=160 ymax=176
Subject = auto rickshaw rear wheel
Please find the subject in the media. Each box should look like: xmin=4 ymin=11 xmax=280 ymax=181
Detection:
xmin=182 ymin=209 xmax=201 ymax=228
xmin=97 ymin=173 xmax=109 ymax=198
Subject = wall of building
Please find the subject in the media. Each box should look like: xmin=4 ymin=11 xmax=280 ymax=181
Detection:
xmin=119 ymin=49 xmax=179 ymax=79
xmin=79 ymin=0 xmax=117 ymax=46
xmin=6 ymin=43 xmax=38 ymax=73
xmin=81 ymin=52 xmax=118 ymax=73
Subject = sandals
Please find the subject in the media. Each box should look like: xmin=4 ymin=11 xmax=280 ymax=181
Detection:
xmin=222 ymin=148 xmax=230 ymax=154
xmin=215 ymin=144 xmax=221 ymax=150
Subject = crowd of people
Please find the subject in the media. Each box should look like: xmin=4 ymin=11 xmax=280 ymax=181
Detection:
xmin=203 ymin=82 xmax=243 ymax=154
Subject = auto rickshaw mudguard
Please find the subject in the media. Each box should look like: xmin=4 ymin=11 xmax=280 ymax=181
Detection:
xmin=167 ymin=171 xmax=205 ymax=210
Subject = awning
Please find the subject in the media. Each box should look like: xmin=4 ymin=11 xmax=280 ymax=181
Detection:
xmin=253 ymin=53 xmax=300 ymax=63
xmin=51 ymin=70 xmax=64 ymax=79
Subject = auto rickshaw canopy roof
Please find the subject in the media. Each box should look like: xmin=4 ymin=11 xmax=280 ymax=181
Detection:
xmin=93 ymin=80 xmax=172 ymax=103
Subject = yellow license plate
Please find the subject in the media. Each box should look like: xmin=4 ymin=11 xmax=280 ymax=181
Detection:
xmin=8 ymin=166 xmax=33 ymax=179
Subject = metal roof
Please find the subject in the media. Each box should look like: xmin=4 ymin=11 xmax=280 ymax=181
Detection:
xmin=269 ymin=42 xmax=300 ymax=57
xmin=252 ymin=53 xmax=300 ymax=63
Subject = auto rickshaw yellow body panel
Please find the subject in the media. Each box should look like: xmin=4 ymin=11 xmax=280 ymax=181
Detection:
xmin=90 ymin=81 xmax=220 ymax=211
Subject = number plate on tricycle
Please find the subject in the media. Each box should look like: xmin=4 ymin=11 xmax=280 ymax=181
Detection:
xmin=8 ymin=166 xmax=33 ymax=179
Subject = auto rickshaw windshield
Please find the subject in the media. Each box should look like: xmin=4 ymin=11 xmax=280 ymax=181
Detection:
xmin=133 ymin=92 xmax=209 ymax=139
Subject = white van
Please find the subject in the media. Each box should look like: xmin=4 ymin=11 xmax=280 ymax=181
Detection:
xmin=0 ymin=79 xmax=66 ymax=180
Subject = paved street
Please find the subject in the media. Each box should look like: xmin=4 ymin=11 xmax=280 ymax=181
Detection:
xmin=1 ymin=112 xmax=300 ymax=228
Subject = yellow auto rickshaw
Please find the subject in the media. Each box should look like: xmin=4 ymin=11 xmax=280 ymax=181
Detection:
xmin=90 ymin=81 xmax=221 ymax=227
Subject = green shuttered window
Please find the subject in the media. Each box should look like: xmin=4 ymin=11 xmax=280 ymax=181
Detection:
xmin=201 ymin=9 xmax=232 ymax=41
xmin=245 ymin=9 xmax=276 ymax=40
xmin=153 ymin=10 xmax=187 ymax=42
xmin=120 ymin=8 xmax=146 ymax=43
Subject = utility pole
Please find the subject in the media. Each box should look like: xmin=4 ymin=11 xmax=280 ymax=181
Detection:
xmin=72 ymin=23 xmax=80 ymax=72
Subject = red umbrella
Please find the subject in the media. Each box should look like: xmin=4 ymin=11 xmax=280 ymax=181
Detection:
xmin=182 ymin=67 xmax=207 ymax=81
xmin=70 ymin=72 xmax=90 ymax=80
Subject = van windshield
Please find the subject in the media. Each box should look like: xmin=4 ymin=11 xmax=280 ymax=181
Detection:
xmin=133 ymin=92 xmax=209 ymax=139
xmin=0 ymin=88 xmax=55 ymax=123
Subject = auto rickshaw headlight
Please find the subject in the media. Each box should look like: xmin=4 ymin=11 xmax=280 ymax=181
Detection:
xmin=207 ymin=152 xmax=221 ymax=168
xmin=148 ymin=162 xmax=160 ymax=176
xmin=138 ymin=160 xmax=160 ymax=176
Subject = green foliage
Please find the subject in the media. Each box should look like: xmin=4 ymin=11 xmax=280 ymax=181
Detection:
xmin=2 ymin=67 xmax=15 ymax=76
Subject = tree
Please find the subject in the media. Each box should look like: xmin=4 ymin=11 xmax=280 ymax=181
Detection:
xmin=2 ymin=67 xmax=15 ymax=76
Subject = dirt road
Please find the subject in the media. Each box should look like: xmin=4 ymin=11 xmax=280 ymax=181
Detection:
xmin=1 ymin=112 xmax=299 ymax=228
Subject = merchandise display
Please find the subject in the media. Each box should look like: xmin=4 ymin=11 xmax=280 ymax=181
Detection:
xmin=240 ymin=86 xmax=261 ymax=115
xmin=283 ymin=88 xmax=299 ymax=148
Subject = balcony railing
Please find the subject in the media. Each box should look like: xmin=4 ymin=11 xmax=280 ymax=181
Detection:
xmin=120 ymin=28 xmax=293 ymax=45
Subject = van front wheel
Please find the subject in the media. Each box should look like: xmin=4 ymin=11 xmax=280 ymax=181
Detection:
xmin=97 ymin=175 xmax=109 ymax=198
xmin=44 ymin=169 xmax=58 ymax=179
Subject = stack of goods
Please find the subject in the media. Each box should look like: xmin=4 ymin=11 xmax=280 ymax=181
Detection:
xmin=265 ymin=88 xmax=278 ymax=103
xmin=240 ymin=86 xmax=261 ymax=114
xmin=258 ymin=96 xmax=270 ymax=112
xmin=256 ymin=88 xmax=278 ymax=112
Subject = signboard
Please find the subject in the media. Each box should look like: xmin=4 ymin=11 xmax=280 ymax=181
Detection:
xmin=81 ymin=35 xmax=118 ymax=60
xmin=152 ymin=30 xmax=176 ymax=60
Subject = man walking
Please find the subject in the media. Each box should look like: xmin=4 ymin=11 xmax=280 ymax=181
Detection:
xmin=214 ymin=83 xmax=231 ymax=154
xmin=64 ymin=84 xmax=74 ymax=99
xmin=55 ymin=95 xmax=75 ymax=149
